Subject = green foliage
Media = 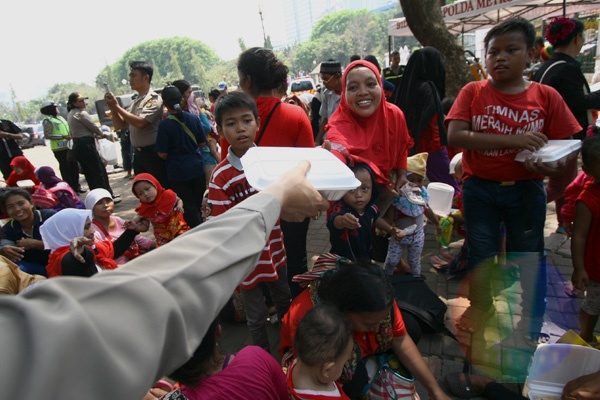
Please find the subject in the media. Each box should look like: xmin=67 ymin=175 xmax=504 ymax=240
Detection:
xmin=107 ymin=37 xmax=220 ymax=92
xmin=310 ymin=9 xmax=361 ymax=40
xmin=289 ymin=6 xmax=401 ymax=76
xmin=204 ymin=59 xmax=239 ymax=91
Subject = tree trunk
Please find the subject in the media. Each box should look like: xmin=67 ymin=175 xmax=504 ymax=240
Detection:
xmin=398 ymin=0 xmax=472 ymax=98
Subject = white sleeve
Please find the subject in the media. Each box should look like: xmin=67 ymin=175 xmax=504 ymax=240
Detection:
xmin=0 ymin=193 xmax=280 ymax=400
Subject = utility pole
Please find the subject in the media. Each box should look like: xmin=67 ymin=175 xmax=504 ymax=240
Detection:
xmin=258 ymin=5 xmax=267 ymax=48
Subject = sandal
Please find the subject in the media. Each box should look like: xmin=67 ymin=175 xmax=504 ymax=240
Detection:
xmin=444 ymin=372 xmax=480 ymax=399
xmin=456 ymin=305 xmax=496 ymax=333
xmin=524 ymin=332 xmax=550 ymax=347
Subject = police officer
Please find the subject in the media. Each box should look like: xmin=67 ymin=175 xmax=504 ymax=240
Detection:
xmin=40 ymin=100 xmax=83 ymax=193
xmin=104 ymin=61 xmax=167 ymax=187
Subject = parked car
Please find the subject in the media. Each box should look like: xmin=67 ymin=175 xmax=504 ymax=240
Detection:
xmin=19 ymin=124 xmax=46 ymax=149
xmin=289 ymin=78 xmax=316 ymax=96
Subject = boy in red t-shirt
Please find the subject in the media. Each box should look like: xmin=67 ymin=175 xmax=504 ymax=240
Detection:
xmin=571 ymin=135 xmax=600 ymax=343
xmin=445 ymin=17 xmax=581 ymax=340
xmin=208 ymin=91 xmax=291 ymax=352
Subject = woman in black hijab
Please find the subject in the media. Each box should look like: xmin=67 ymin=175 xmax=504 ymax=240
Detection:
xmin=395 ymin=47 xmax=460 ymax=193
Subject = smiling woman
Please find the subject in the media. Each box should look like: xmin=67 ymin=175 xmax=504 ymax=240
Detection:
xmin=325 ymin=60 xmax=413 ymax=214
xmin=0 ymin=188 xmax=55 ymax=276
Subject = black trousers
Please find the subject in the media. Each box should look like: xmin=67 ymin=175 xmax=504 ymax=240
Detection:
xmin=133 ymin=147 xmax=168 ymax=189
xmin=281 ymin=218 xmax=310 ymax=299
xmin=72 ymin=137 xmax=113 ymax=195
xmin=169 ymin=175 xmax=205 ymax=229
xmin=53 ymin=150 xmax=80 ymax=191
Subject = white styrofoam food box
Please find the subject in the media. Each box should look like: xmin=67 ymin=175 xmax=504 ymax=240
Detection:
xmin=514 ymin=140 xmax=581 ymax=168
xmin=241 ymin=147 xmax=361 ymax=201
xmin=524 ymin=344 xmax=600 ymax=400
xmin=16 ymin=179 xmax=35 ymax=188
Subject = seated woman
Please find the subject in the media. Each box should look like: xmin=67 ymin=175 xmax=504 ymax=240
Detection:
xmin=85 ymin=188 xmax=154 ymax=265
xmin=161 ymin=319 xmax=288 ymax=400
xmin=33 ymin=166 xmax=85 ymax=211
xmin=40 ymin=208 xmax=149 ymax=278
xmin=280 ymin=254 xmax=450 ymax=400
xmin=0 ymin=188 xmax=55 ymax=276
xmin=5 ymin=156 xmax=40 ymax=191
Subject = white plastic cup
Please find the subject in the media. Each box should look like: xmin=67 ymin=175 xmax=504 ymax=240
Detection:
xmin=427 ymin=182 xmax=455 ymax=216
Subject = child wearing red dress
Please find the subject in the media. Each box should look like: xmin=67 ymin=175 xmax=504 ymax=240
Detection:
xmin=132 ymin=173 xmax=188 ymax=246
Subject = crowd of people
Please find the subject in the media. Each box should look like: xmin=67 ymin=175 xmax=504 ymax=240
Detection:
xmin=0 ymin=14 xmax=599 ymax=400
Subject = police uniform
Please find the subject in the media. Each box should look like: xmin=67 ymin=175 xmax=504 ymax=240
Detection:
xmin=128 ymin=89 xmax=167 ymax=187
xmin=383 ymin=65 xmax=406 ymax=99
xmin=67 ymin=108 xmax=113 ymax=195
xmin=42 ymin=116 xmax=81 ymax=191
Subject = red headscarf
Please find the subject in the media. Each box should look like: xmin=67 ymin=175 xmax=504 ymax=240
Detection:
xmin=325 ymin=60 xmax=413 ymax=186
xmin=132 ymin=173 xmax=178 ymax=218
xmin=6 ymin=156 xmax=40 ymax=188
xmin=46 ymin=240 xmax=116 ymax=277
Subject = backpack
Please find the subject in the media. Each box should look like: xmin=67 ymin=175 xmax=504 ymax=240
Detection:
xmin=389 ymin=274 xmax=453 ymax=337
xmin=31 ymin=187 xmax=59 ymax=210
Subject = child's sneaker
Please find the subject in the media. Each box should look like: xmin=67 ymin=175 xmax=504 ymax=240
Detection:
xmin=401 ymin=183 xmax=425 ymax=206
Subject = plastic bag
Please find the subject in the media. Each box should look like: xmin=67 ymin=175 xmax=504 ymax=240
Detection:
xmin=97 ymin=138 xmax=118 ymax=165
xmin=363 ymin=353 xmax=419 ymax=399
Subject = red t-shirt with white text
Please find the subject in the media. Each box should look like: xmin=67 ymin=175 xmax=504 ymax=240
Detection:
xmin=445 ymin=80 xmax=581 ymax=182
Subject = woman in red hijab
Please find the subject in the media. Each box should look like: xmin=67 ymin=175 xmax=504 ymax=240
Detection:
xmin=325 ymin=60 xmax=413 ymax=212
xmin=6 ymin=156 xmax=40 ymax=189
xmin=132 ymin=173 xmax=189 ymax=246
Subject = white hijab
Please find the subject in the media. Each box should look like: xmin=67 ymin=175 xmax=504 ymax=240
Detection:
xmin=41 ymin=208 xmax=92 ymax=252
xmin=84 ymin=188 xmax=112 ymax=212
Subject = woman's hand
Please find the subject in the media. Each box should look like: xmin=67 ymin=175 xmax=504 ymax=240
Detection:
xmin=124 ymin=217 xmax=150 ymax=233
xmin=562 ymin=370 xmax=600 ymax=399
xmin=69 ymin=237 xmax=94 ymax=263
xmin=572 ymin=268 xmax=589 ymax=292
xmin=140 ymin=388 xmax=169 ymax=400
xmin=0 ymin=245 xmax=24 ymax=262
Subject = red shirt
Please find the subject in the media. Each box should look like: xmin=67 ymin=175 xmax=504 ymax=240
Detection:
xmin=577 ymin=181 xmax=600 ymax=282
xmin=220 ymin=96 xmax=314 ymax=159
xmin=446 ymin=80 xmax=581 ymax=182
xmin=279 ymin=289 xmax=407 ymax=358
xmin=287 ymin=360 xmax=350 ymax=400
xmin=207 ymin=156 xmax=286 ymax=289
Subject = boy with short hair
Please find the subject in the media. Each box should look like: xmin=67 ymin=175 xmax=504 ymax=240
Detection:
xmin=571 ymin=135 xmax=600 ymax=343
xmin=208 ymin=91 xmax=291 ymax=352
xmin=446 ymin=17 xmax=581 ymax=339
